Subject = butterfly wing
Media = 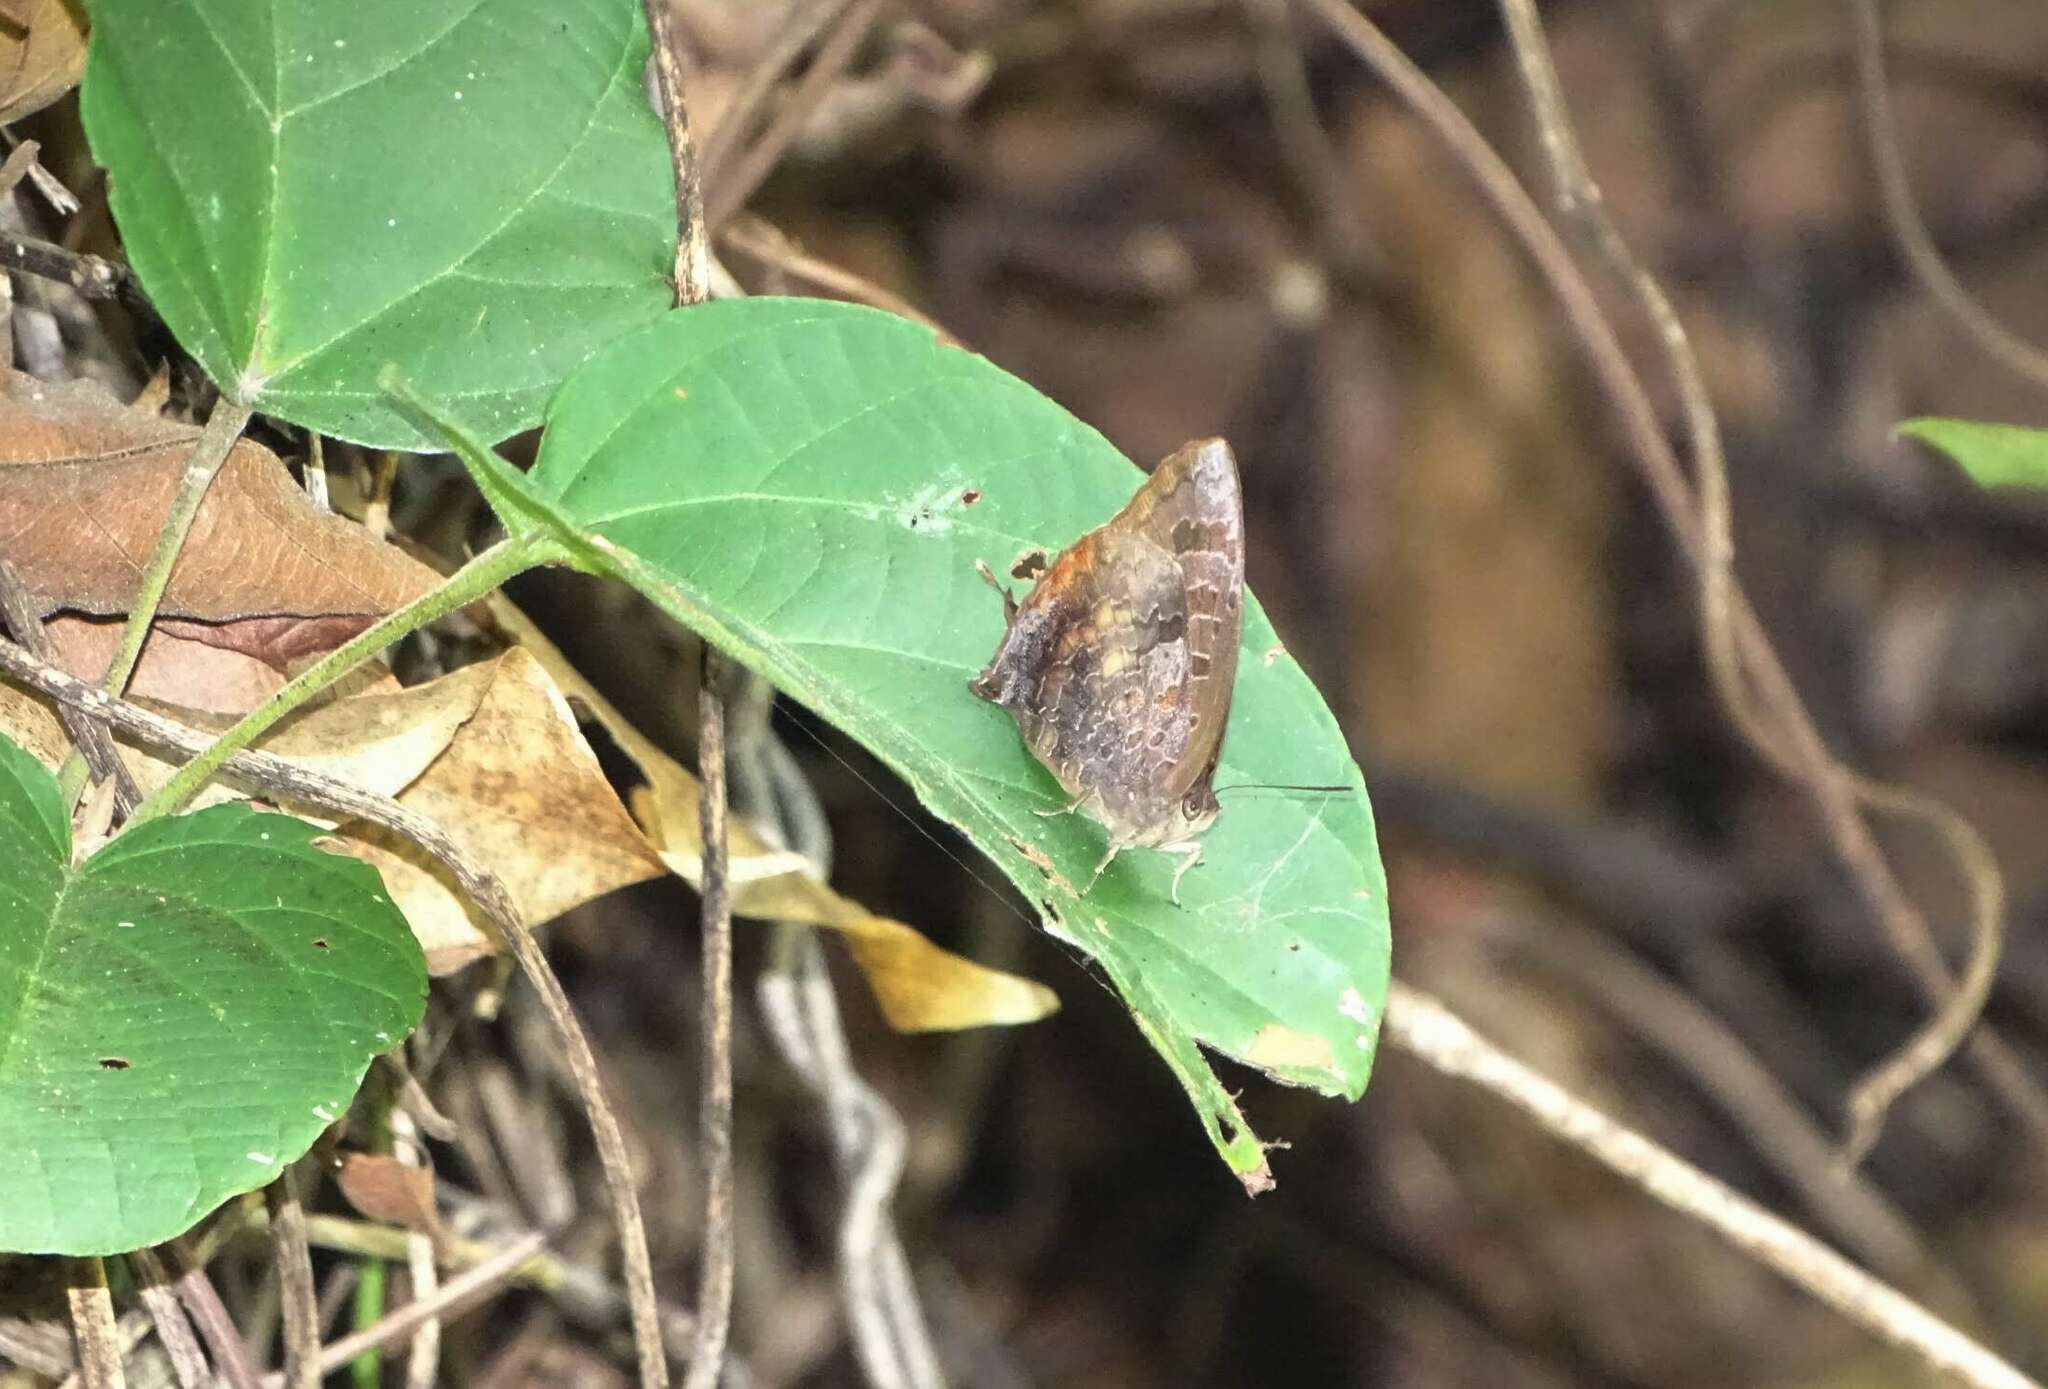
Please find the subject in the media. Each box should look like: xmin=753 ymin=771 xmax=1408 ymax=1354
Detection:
xmin=971 ymin=525 xmax=1198 ymax=841
xmin=1108 ymin=438 xmax=1244 ymax=807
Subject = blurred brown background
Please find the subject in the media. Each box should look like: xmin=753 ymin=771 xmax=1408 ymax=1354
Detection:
xmin=387 ymin=0 xmax=2048 ymax=1384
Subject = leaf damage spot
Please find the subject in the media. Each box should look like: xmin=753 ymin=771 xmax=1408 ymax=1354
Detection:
xmin=1245 ymin=1023 xmax=1337 ymax=1075
xmin=960 ymin=487 xmax=982 ymax=506
xmin=312 ymin=937 xmax=330 ymax=950
xmin=247 ymin=1152 xmax=275 ymax=1165
xmin=1262 ymin=642 xmax=1286 ymax=666
xmin=98 ymin=1057 xmax=130 ymax=1070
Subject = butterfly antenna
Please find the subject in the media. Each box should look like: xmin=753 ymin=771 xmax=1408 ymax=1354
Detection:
xmin=772 ymin=714 xmax=1042 ymax=930
xmin=1212 ymin=781 xmax=1350 ymax=796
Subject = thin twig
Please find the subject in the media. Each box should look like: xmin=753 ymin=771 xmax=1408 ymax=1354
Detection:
xmin=124 ymin=1250 xmax=212 ymax=1389
xmin=1384 ymin=981 xmax=2039 ymax=1389
xmin=0 ymin=228 xmax=146 ymax=312
xmin=699 ymin=0 xmax=856 ymax=189
xmin=1239 ymin=0 xmax=1380 ymax=279
xmin=392 ymin=1112 xmax=441 ymax=1389
xmin=685 ymin=647 xmax=737 ymax=1389
xmin=0 ymin=636 xmax=673 ymax=1389
xmin=1492 ymin=0 xmax=2006 ymax=1165
xmin=721 ymin=215 xmax=947 ymax=332
xmin=0 ymin=1317 xmax=76 ymax=1380
xmin=63 ymin=1259 xmax=124 ymax=1389
xmin=1291 ymin=0 xmax=2048 ymax=1155
xmin=0 ymin=555 xmax=140 ymax=814
xmin=706 ymin=0 xmax=883 ymax=230
xmin=267 ymin=1169 xmax=321 ymax=1389
xmin=729 ymin=671 xmax=944 ymax=1388
xmin=1842 ymin=0 xmax=2048 ymax=390
xmin=250 ymin=1234 xmax=549 ymax=1389
xmin=1502 ymin=916 xmax=1928 ymax=1280
xmin=166 ymin=1244 xmax=264 ymax=1389
xmin=641 ymin=0 xmax=712 ymax=306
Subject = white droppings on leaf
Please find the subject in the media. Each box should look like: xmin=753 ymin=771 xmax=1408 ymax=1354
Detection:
xmin=892 ymin=478 xmax=967 ymax=533
xmin=313 ymin=1105 xmax=334 ymax=1122
xmin=1338 ymin=987 xmax=1373 ymax=1026
xmin=453 ymin=90 xmax=463 ymax=101
xmin=247 ymin=1152 xmax=275 ymax=1165
xmin=116 ymin=921 xmax=134 ymax=929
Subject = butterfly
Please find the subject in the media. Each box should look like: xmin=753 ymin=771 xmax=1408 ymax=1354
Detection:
xmin=969 ymin=438 xmax=1244 ymax=904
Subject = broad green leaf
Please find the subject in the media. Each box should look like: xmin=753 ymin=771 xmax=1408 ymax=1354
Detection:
xmin=437 ymin=298 xmax=1389 ymax=1186
xmin=80 ymin=0 xmax=673 ymax=449
xmin=0 ymin=737 xmax=426 ymax=1254
xmin=1898 ymin=417 xmax=2048 ymax=492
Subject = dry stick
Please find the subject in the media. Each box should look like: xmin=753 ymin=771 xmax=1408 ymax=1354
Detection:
xmin=1503 ymin=916 xmax=1928 ymax=1280
xmin=1290 ymin=0 xmax=2048 ymax=1153
xmin=1843 ymin=0 xmax=2048 ymax=391
xmin=0 ymin=1319 xmax=76 ymax=1380
xmin=124 ymin=1250 xmax=213 ymax=1389
xmin=1384 ymin=981 xmax=2039 ymax=1389
xmin=251 ymin=1234 xmax=549 ymax=1389
xmin=721 ymin=215 xmax=947 ymax=333
xmin=166 ymin=1244 xmax=264 ymax=1389
xmin=1240 ymin=0 xmax=1381 ymax=279
xmin=642 ymin=0 xmax=712 ymax=308
xmin=705 ymin=0 xmax=884 ymax=231
xmin=698 ymin=0 xmax=857 ymax=189
xmin=686 ymin=648 xmax=738 ymax=1389
xmin=729 ymin=674 xmax=945 ymax=1389
xmin=266 ymin=1170 xmax=321 ymax=1389
xmin=0 ymin=638 xmax=673 ymax=1389
xmin=0 ymin=555 xmax=141 ymax=814
xmin=64 ymin=1259 xmax=124 ymax=1389
xmin=638 ymin=13 xmax=737 ymax=1385
xmin=392 ymin=1113 xmax=441 ymax=1389
xmin=0 ymin=228 xmax=145 ymax=311
xmin=1492 ymin=0 xmax=2005 ymax=1165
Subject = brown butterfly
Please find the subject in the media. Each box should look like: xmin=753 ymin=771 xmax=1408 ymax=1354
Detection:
xmin=970 ymin=438 xmax=1244 ymax=904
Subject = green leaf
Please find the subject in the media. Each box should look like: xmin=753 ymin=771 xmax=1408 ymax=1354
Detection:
xmin=1898 ymin=417 xmax=2048 ymax=492
xmin=80 ymin=0 xmax=674 ymax=449
xmin=495 ymin=298 xmax=1388 ymax=1184
xmin=0 ymin=737 xmax=426 ymax=1255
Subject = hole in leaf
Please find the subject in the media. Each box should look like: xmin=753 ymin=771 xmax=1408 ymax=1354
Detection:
xmin=312 ymin=938 xmax=331 ymax=950
xmin=960 ymin=487 xmax=982 ymax=506
xmin=99 ymin=1057 xmax=131 ymax=1070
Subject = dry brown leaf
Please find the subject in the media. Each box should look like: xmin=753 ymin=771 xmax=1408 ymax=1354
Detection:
xmin=0 ymin=0 xmax=84 ymax=124
xmin=1 ymin=648 xmax=664 ymax=974
xmin=323 ymin=648 xmax=666 ymax=974
xmin=47 ymin=616 xmax=287 ymax=715
xmin=334 ymin=1152 xmax=439 ymax=1237
xmin=488 ymin=595 xmax=1059 ymax=1033
xmin=0 ymin=369 xmax=438 ymax=625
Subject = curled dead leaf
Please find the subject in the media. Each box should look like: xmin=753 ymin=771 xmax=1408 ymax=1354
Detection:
xmin=0 ymin=0 xmax=84 ymax=124
xmin=334 ymin=1152 xmax=439 ymax=1237
xmin=490 ymin=595 xmax=1058 ymax=1033
xmin=0 ymin=369 xmax=437 ymax=626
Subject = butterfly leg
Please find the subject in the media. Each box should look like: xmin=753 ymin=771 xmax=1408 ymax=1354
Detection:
xmin=1085 ymin=842 xmax=1122 ymax=894
xmin=1166 ymin=841 xmax=1204 ymax=907
xmin=974 ymin=560 xmax=1019 ymax=623
xmin=1032 ymin=793 xmax=1087 ymax=819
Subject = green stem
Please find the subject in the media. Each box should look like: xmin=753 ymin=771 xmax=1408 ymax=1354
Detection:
xmin=349 ymin=1088 xmax=395 ymax=1389
xmin=104 ymin=396 xmax=259 ymax=695
xmin=58 ymin=396 xmax=256 ymax=805
xmin=130 ymin=535 xmax=540 ymax=822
